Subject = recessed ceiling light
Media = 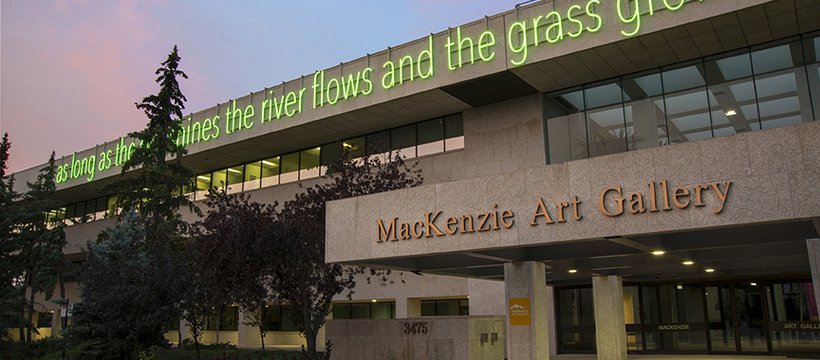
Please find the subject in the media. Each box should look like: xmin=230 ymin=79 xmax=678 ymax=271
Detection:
xmin=705 ymin=268 xmax=715 ymax=273
xmin=682 ymin=260 xmax=694 ymax=266
xmin=568 ymin=269 xmax=578 ymax=274
xmin=750 ymin=282 xmax=757 ymax=286
xmin=676 ymin=284 xmax=683 ymax=290
xmin=725 ymin=109 xmax=737 ymax=116
xmin=371 ymin=299 xmax=377 ymax=303
xmin=651 ymin=250 xmax=666 ymax=256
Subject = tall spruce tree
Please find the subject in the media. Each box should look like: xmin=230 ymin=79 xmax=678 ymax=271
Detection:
xmin=77 ymin=46 xmax=193 ymax=352
xmin=0 ymin=133 xmax=23 ymax=341
xmin=17 ymin=153 xmax=66 ymax=343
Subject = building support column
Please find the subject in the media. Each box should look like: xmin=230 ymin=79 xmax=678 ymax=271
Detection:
xmin=592 ymin=275 xmax=627 ymax=360
xmin=504 ymin=261 xmax=549 ymax=360
xmin=807 ymin=238 xmax=820 ymax=317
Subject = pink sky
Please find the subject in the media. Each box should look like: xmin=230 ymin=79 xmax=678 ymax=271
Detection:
xmin=1 ymin=0 xmax=521 ymax=173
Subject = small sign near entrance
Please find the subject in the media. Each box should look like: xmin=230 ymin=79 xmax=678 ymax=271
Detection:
xmin=509 ymin=297 xmax=531 ymax=326
xmin=770 ymin=321 xmax=820 ymax=331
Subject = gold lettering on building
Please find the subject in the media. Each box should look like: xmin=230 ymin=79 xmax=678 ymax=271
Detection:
xmin=375 ymin=178 xmax=733 ymax=243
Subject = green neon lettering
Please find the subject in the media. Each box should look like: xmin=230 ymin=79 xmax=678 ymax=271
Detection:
xmin=508 ymin=21 xmax=528 ymax=66
xmin=202 ymin=118 xmax=213 ymax=141
xmin=566 ymin=5 xmax=584 ymax=38
xmin=326 ymin=78 xmax=340 ymax=105
xmin=85 ymin=155 xmax=96 ymax=181
xmin=224 ymin=102 xmax=234 ymax=134
xmin=417 ymin=35 xmax=434 ymax=79
xmin=617 ymin=0 xmax=641 ymax=37
xmin=70 ymin=153 xmax=79 ymax=179
xmin=312 ymin=71 xmax=323 ymax=109
xmin=531 ymin=15 xmax=545 ymax=46
xmin=284 ymin=91 xmax=299 ymax=116
xmin=297 ymin=88 xmax=305 ymax=114
xmin=243 ymin=104 xmax=254 ymax=128
xmin=191 ymin=121 xmax=202 ymax=143
xmin=382 ymin=61 xmax=395 ymax=89
xmin=456 ymin=27 xmax=474 ymax=67
xmin=341 ymin=72 xmax=362 ymax=99
xmin=477 ymin=31 xmax=495 ymax=62
xmin=663 ymin=0 xmax=684 ymax=11
xmin=545 ymin=11 xmax=563 ymax=44
xmin=444 ymin=34 xmax=457 ymax=70
xmin=361 ymin=68 xmax=374 ymax=94
xmin=272 ymin=93 xmax=287 ymax=118
xmin=398 ymin=55 xmax=414 ymax=84
xmin=211 ymin=116 xmax=221 ymax=138
xmin=586 ymin=0 xmax=602 ymax=33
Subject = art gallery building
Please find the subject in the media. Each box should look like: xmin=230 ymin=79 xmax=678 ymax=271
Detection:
xmin=12 ymin=0 xmax=820 ymax=358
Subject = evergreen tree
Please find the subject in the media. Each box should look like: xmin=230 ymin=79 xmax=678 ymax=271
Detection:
xmin=71 ymin=211 xmax=159 ymax=358
xmin=16 ymin=153 xmax=66 ymax=342
xmin=0 ymin=133 xmax=23 ymax=341
xmin=77 ymin=46 xmax=193 ymax=353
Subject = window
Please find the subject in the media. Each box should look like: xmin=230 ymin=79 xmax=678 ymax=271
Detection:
xmin=299 ymin=148 xmax=321 ymax=180
xmin=280 ymin=152 xmax=299 ymax=184
xmin=663 ymin=61 xmax=713 ymax=143
xmin=585 ymin=80 xmax=627 ymax=157
xmin=444 ymin=114 xmax=465 ymax=151
xmin=622 ymin=71 xmax=668 ymax=150
xmin=36 ymin=311 xmax=52 ymax=328
xmin=211 ymin=169 xmax=227 ymax=191
xmin=320 ymin=142 xmax=343 ymax=175
xmin=226 ymin=166 xmax=243 ymax=194
xmin=752 ymin=40 xmax=812 ymax=129
xmin=420 ymin=299 xmax=468 ymax=316
xmin=332 ymin=301 xmax=395 ymax=320
xmin=205 ymin=306 xmax=239 ymax=331
xmin=546 ymin=89 xmax=588 ymax=163
xmin=260 ymin=157 xmax=280 ymax=188
xmin=417 ymin=118 xmax=444 ymax=156
xmin=243 ymin=161 xmax=261 ymax=191
xmin=390 ymin=125 xmax=416 ymax=158
xmin=705 ymin=50 xmax=760 ymax=137
xmin=195 ymin=173 xmax=211 ymax=199
xmin=342 ymin=137 xmax=365 ymax=160
xmin=263 ymin=305 xmax=297 ymax=331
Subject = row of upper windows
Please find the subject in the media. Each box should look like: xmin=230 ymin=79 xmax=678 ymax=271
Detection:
xmin=545 ymin=33 xmax=820 ymax=164
xmin=47 ymin=114 xmax=464 ymax=226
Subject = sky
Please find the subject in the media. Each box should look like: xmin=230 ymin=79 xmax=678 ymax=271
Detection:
xmin=1 ymin=0 xmax=523 ymax=173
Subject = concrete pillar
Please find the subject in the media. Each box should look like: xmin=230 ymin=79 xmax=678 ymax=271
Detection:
xmin=504 ymin=261 xmax=549 ymax=360
xmin=807 ymin=238 xmax=820 ymax=318
xmin=237 ymin=310 xmax=252 ymax=348
xmin=592 ymin=275 xmax=627 ymax=360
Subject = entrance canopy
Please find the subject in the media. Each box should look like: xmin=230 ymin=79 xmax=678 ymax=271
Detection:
xmin=351 ymin=220 xmax=819 ymax=286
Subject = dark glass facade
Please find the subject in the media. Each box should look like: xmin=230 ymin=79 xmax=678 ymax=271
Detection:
xmin=556 ymin=281 xmax=820 ymax=356
xmin=545 ymin=33 xmax=820 ymax=164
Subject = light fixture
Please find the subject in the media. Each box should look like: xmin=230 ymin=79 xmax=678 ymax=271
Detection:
xmin=750 ymin=282 xmax=757 ymax=286
xmin=676 ymin=284 xmax=683 ymax=290
xmin=568 ymin=269 xmax=578 ymax=274
xmin=725 ymin=109 xmax=737 ymax=116
xmin=227 ymin=168 xmax=241 ymax=174
xmin=682 ymin=260 xmax=694 ymax=266
xmin=705 ymin=268 xmax=715 ymax=273
xmin=371 ymin=299 xmax=377 ymax=303
xmin=197 ymin=175 xmax=210 ymax=180
xmin=343 ymin=142 xmax=353 ymax=149
xmin=651 ymin=250 xmax=666 ymax=256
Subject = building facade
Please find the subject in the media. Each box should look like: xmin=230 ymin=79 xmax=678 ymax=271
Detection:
xmin=12 ymin=0 xmax=820 ymax=359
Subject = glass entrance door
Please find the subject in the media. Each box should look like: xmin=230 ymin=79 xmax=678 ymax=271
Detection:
xmin=705 ymin=284 xmax=769 ymax=353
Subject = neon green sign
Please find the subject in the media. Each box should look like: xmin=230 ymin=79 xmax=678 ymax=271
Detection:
xmin=54 ymin=0 xmax=707 ymax=185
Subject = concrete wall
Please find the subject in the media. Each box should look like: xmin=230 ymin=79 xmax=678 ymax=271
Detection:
xmin=327 ymin=316 xmax=505 ymax=360
xmin=327 ymin=120 xmax=820 ymax=263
